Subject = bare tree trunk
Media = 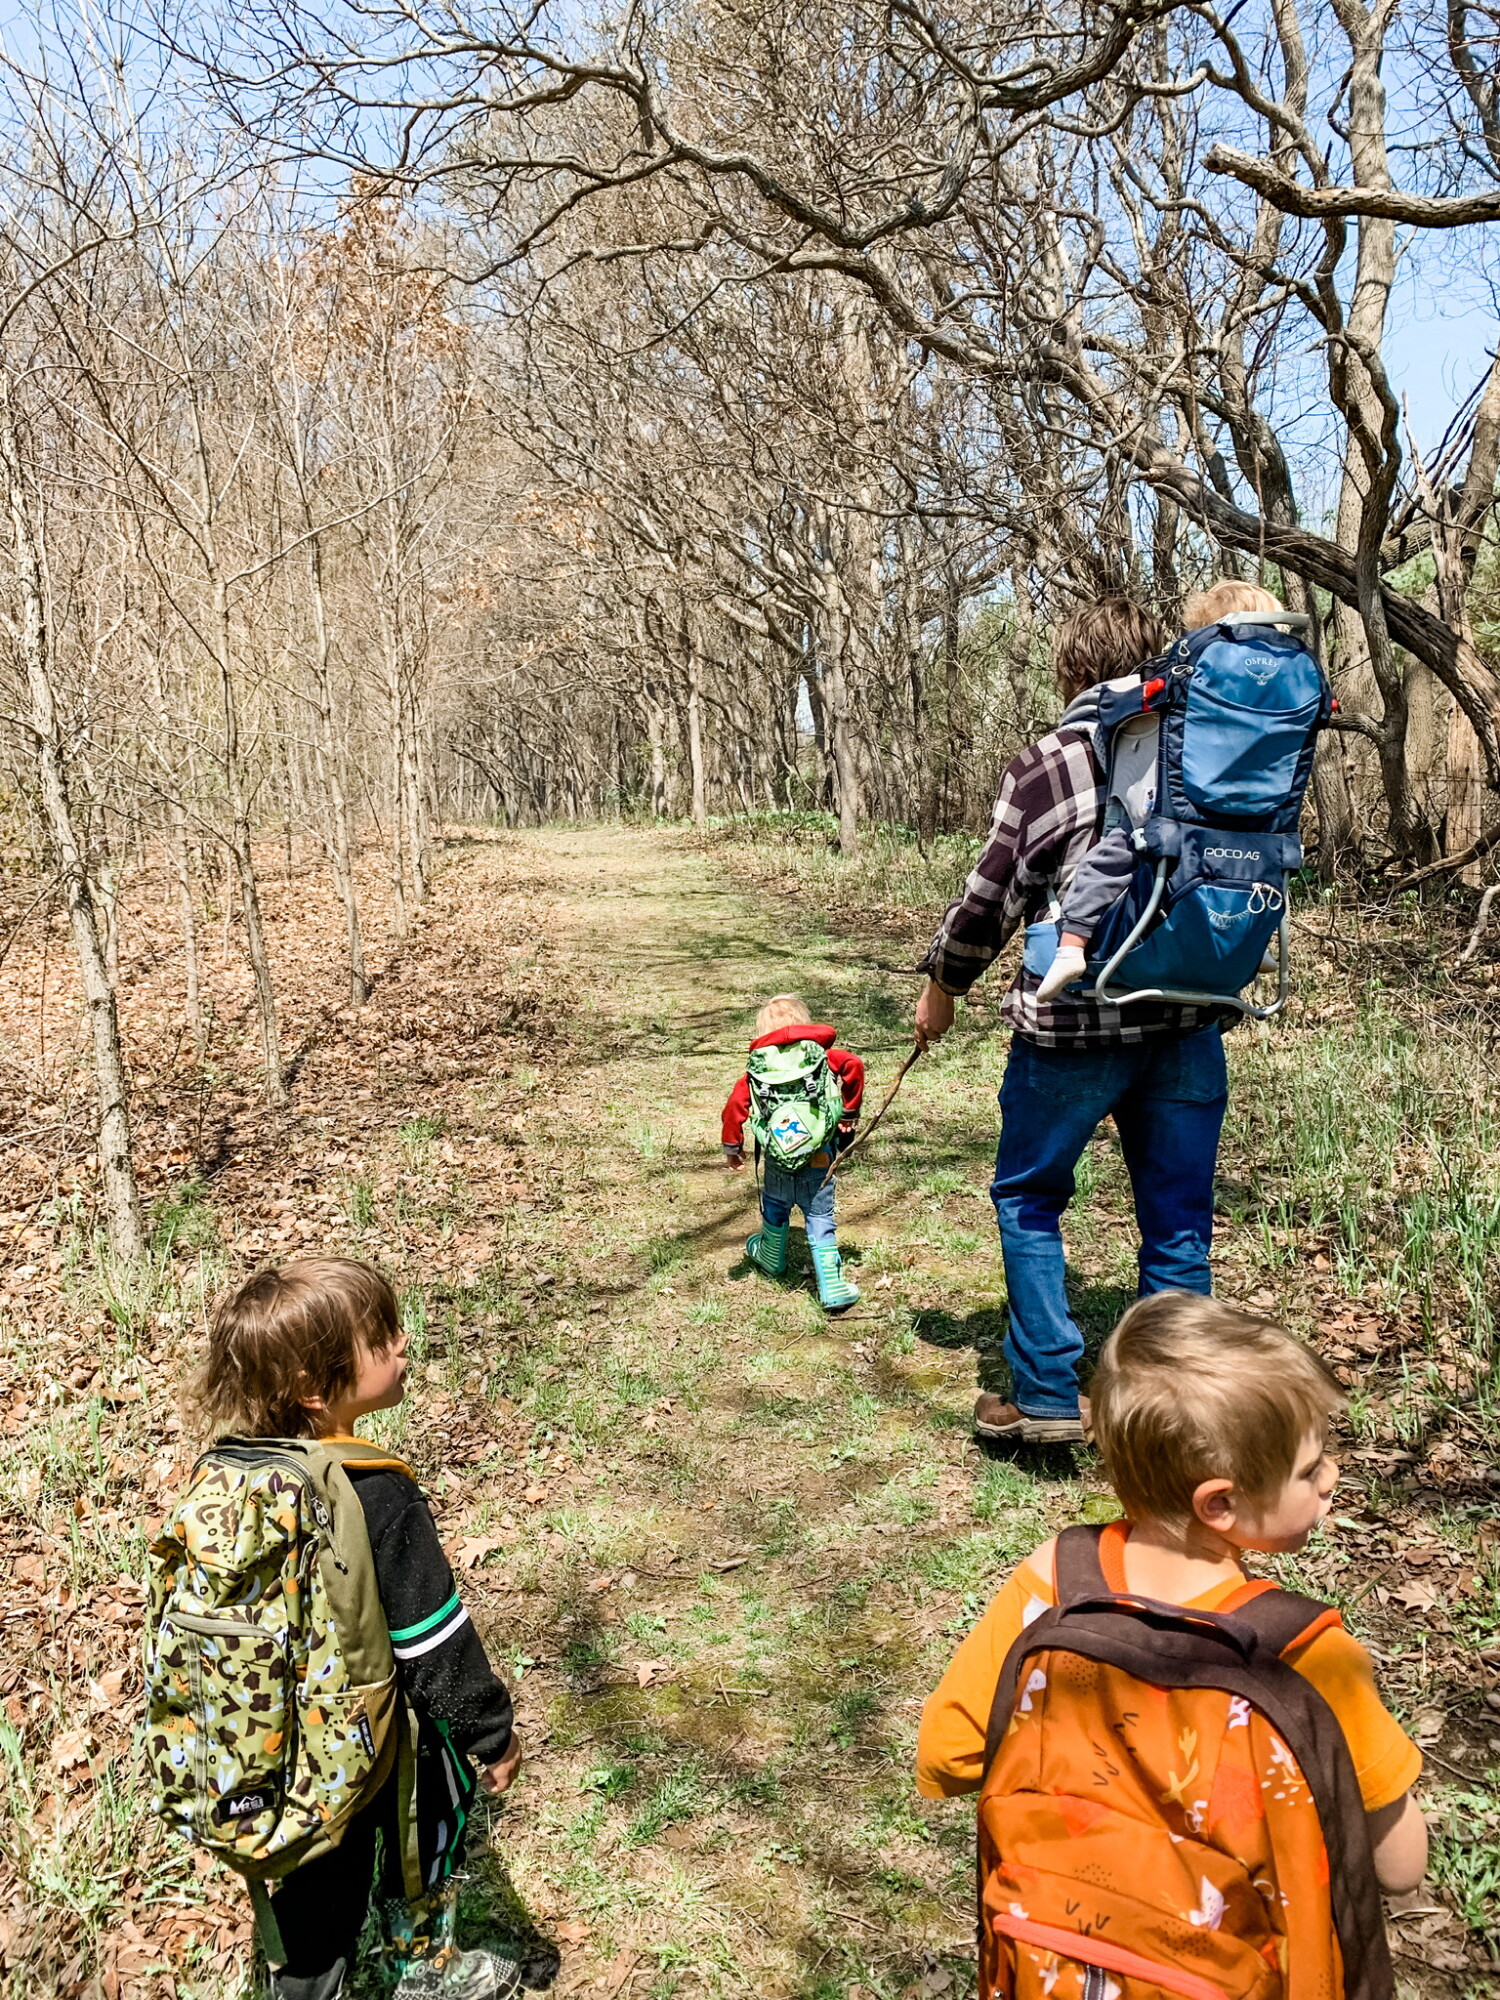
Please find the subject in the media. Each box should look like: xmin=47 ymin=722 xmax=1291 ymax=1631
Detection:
xmin=809 ymin=509 xmax=861 ymax=853
xmin=384 ymin=636 xmax=410 ymax=940
xmin=99 ymin=854 xmax=120 ymax=987
xmin=177 ymin=373 xmax=286 ymax=1103
xmin=826 ymin=644 xmax=860 ymax=853
xmin=213 ymin=571 xmax=286 ymax=1105
xmin=169 ymin=804 xmax=203 ymax=1044
xmin=141 ymin=642 xmax=204 ymax=1044
xmin=1414 ymin=349 xmax=1500 ymax=885
xmin=2 ymin=380 xmax=144 ymax=1260
xmin=646 ymin=690 xmax=668 ymax=815
xmin=1327 ymin=0 xmax=1428 ymax=859
xmin=1310 ymin=734 xmax=1357 ymax=879
xmin=686 ymin=635 xmax=707 ymax=828
xmin=308 ymin=538 xmax=369 ymax=1002
xmin=404 ymin=694 xmax=429 ymax=901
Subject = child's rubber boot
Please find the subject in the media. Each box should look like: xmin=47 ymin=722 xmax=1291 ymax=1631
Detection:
xmin=394 ymin=1952 xmax=520 ymax=2000
xmin=746 ymin=1221 xmax=790 ymax=1278
xmin=812 ymin=1244 xmax=860 ymax=1312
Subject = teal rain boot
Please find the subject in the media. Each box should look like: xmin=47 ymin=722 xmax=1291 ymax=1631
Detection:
xmin=746 ymin=1220 xmax=790 ymax=1277
xmin=389 ymin=1878 xmax=522 ymax=2000
xmin=812 ymin=1244 xmax=860 ymax=1311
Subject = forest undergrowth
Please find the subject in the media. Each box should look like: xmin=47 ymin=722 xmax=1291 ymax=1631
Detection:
xmin=1 ymin=819 xmax=1499 ymax=1998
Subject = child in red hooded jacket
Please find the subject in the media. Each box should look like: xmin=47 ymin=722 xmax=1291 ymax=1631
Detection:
xmin=722 ymin=993 xmax=865 ymax=1311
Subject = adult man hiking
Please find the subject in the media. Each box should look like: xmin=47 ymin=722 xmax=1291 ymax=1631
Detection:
xmin=914 ymin=596 xmax=1231 ymax=1448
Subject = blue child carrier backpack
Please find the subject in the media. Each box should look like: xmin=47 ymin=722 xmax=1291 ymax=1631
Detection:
xmin=1078 ymin=613 xmax=1331 ymax=1017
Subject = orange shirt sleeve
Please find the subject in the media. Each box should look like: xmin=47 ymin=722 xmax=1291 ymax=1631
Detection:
xmin=915 ymin=1556 xmax=1054 ymax=1797
xmin=1288 ymin=1625 xmax=1422 ymax=1813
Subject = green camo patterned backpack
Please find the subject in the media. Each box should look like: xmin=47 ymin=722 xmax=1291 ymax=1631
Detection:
xmin=747 ymin=1038 xmax=845 ymax=1170
xmin=145 ymin=1436 xmax=406 ymax=1880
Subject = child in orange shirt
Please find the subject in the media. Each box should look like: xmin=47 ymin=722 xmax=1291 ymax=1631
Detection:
xmin=918 ymin=1293 xmax=1427 ymax=1893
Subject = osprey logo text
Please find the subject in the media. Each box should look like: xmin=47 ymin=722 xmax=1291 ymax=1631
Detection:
xmin=1241 ymin=651 xmax=1279 ymax=685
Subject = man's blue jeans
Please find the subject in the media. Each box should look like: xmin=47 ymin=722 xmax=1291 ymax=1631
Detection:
xmin=761 ymin=1162 xmax=838 ymax=1246
xmin=990 ymin=1027 xmax=1228 ymax=1418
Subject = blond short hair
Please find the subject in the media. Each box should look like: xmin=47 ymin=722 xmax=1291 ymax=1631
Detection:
xmin=755 ymin=992 xmax=815 ymax=1035
xmin=1183 ymin=580 xmax=1283 ymax=628
xmin=1090 ymin=1293 xmax=1341 ymax=1528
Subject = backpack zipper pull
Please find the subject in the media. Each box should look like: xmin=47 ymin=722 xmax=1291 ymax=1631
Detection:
xmin=311 ymin=1495 xmax=349 ymax=1572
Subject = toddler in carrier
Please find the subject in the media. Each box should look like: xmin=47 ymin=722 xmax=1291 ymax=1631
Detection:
xmin=1037 ymin=581 xmax=1284 ymax=1002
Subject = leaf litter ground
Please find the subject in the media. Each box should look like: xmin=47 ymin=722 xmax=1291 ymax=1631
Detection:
xmin=0 ymin=823 xmax=1496 ymax=1997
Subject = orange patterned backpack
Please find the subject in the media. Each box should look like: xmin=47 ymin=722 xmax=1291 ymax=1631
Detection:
xmin=977 ymin=1524 xmax=1393 ymax=2000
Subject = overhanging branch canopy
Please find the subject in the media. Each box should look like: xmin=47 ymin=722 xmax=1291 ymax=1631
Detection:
xmin=1204 ymin=144 xmax=1500 ymax=227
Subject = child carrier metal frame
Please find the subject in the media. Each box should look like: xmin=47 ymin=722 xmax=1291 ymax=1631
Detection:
xmin=1089 ymin=614 xmax=1316 ymax=1021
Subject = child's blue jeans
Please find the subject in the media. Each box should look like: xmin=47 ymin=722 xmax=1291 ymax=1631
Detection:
xmin=761 ymin=1162 xmax=838 ymax=1246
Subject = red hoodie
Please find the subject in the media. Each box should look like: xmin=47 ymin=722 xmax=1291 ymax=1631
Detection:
xmin=721 ymin=1024 xmax=866 ymax=1150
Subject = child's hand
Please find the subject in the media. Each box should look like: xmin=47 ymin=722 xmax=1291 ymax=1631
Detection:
xmin=838 ymin=1118 xmax=856 ymax=1135
xmin=724 ymin=1147 xmax=745 ymax=1170
xmin=479 ymin=1732 xmax=523 ymax=1795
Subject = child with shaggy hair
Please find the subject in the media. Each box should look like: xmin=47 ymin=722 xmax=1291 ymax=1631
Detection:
xmin=1037 ymin=581 xmax=1286 ymax=1001
xmin=170 ymin=1259 xmax=522 ymax=2000
xmin=722 ymin=993 xmax=865 ymax=1311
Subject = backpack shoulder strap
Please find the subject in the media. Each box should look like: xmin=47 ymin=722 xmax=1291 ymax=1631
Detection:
xmin=300 ymin=1440 xmax=418 ymax=1488
xmin=1223 ymin=1578 xmax=1344 ymax=1656
xmin=325 ymin=1437 xmax=419 ymax=1481
xmin=983 ymin=1526 xmax=1109 ymax=1774
xmin=1053 ymin=1522 xmax=1110 ymax=1604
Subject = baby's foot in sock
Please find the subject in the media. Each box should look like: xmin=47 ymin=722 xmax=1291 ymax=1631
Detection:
xmin=1037 ymin=944 xmax=1089 ymax=1002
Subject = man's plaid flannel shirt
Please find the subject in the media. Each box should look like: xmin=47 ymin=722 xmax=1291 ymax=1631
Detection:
xmin=917 ymin=725 xmax=1220 ymax=1049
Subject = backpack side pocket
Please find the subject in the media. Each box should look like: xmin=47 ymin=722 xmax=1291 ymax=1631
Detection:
xmin=1091 ymin=831 xmax=1300 ymax=1000
xmin=150 ymin=1607 xmax=291 ymax=1858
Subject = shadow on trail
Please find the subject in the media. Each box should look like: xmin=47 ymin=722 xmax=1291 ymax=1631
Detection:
xmin=974 ymin=1434 xmax=1094 ymax=1479
xmin=463 ymin=1840 xmax=562 ymax=1990
xmin=912 ymin=1278 xmax=1134 ymax=1391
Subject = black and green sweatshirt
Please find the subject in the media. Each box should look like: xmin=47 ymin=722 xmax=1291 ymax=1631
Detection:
xmin=347 ymin=1465 xmax=514 ymax=1766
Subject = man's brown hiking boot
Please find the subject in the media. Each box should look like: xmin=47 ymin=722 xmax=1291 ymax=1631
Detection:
xmin=973 ymin=1393 xmax=1090 ymax=1446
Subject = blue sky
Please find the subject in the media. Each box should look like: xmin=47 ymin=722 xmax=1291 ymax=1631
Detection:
xmin=1388 ymin=255 xmax=1496 ymax=457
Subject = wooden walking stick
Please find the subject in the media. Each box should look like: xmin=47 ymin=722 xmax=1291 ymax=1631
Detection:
xmin=815 ymin=1042 xmax=924 ymax=1192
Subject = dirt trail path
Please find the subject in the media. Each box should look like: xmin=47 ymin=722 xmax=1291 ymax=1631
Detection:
xmin=1 ymin=821 xmax=1487 ymax=1997
xmin=431 ymin=823 xmax=1088 ymax=2000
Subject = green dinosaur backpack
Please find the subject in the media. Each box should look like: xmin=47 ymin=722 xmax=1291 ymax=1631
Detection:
xmin=746 ymin=1037 xmax=845 ymax=1170
xmin=144 ymin=1436 xmax=406 ymax=1881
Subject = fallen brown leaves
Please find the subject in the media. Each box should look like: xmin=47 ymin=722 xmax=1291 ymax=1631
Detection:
xmin=0 ymin=833 xmax=572 ymax=1995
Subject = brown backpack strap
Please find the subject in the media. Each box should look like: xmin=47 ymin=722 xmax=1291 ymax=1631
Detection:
xmin=991 ymin=1531 xmax=1341 ymax=1774
xmin=1059 ymin=1527 xmax=1340 ymax=1656
xmin=982 ymin=1527 xmax=1110 ymax=1774
xmin=1222 ymin=1579 xmax=1344 ymax=1656
xmin=1053 ymin=1523 xmax=1111 ymax=1604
